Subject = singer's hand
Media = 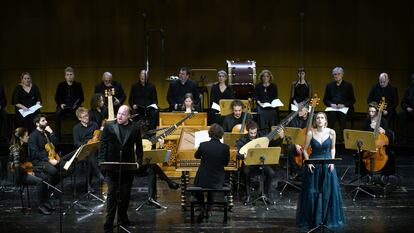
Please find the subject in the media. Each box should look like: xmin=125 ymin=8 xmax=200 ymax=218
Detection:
xmin=328 ymin=163 xmax=335 ymax=172
xmin=308 ymin=164 xmax=315 ymax=173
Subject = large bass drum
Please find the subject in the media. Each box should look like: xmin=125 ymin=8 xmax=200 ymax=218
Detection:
xmin=226 ymin=60 xmax=257 ymax=99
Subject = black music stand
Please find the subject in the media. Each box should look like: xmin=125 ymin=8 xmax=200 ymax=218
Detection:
xmin=280 ymin=127 xmax=304 ymax=196
xmin=343 ymin=129 xmax=376 ymax=201
xmin=136 ymin=149 xmax=171 ymax=211
xmin=63 ymin=142 xmax=103 ymax=215
xmin=304 ymin=158 xmax=342 ymax=233
xmin=245 ymin=147 xmax=281 ymax=211
xmin=100 ymin=160 xmax=140 ymax=233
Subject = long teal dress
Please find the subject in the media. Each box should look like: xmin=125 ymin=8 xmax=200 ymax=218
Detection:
xmin=296 ymin=137 xmax=345 ymax=229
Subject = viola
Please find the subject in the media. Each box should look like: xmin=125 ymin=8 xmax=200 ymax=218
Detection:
xmin=88 ymin=129 xmax=101 ymax=144
xmin=362 ymin=97 xmax=389 ymax=172
xmin=44 ymin=133 xmax=60 ymax=161
xmin=21 ymin=161 xmax=34 ymax=173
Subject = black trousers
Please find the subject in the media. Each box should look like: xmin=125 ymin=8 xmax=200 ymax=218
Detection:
xmin=395 ymin=110 xmax=414 ymax=144
xmin=243 ymin=164 xmax=276 ymax=196
xmin=104 ymin=173 xmax=134 ymax=232
xmin=20 ymin=172 xmax=49 ymax=206
xmin=136 ymin=163 xmax=174 ymax=199
xmin=326 ymin=111 xmax=347 ymax=141
xmin=55 ymin=107 xmax=77 ymax=140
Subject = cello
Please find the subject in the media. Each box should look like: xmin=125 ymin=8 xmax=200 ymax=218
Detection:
xmin=294 ymin=94 xmax=320 ymax=166
xmin=362 ymin=98 xmax=389 ymax=172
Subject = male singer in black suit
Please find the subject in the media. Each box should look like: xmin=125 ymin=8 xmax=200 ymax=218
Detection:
xmin=54 ymin=66 xmax=84 ymax=141
xmin=100 ymin=105 xmax=178 ymax=233
xmin=100 ymin=105 xmax=141 ymax=232
xmin=194 ymin=124 xmax=230 ymax=203
xmin=323 ymin=67 xmax=355 ymax=142
xmin=94 ymin=72 xmax=126 ymax=115
xmin=166 ymin=67 xmax=200 ymax=111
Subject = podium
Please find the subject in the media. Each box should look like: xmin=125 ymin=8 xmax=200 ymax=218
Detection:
xmin=245 ymin=147 xmax=281 ymax=211
xmin=136 ymin=149 xmax=171 ymax=211
xmin=304 ymin=158 xmax=342 ymax=233
xmin=343 ymin=129 xmax=376 ymax=201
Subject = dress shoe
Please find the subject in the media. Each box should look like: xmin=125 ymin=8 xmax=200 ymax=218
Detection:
xmin=168 ymin=181 xmax=179 ymax=190
xmin=44 ymin=202 xmax=56 ymax=211
xmin=38 ymin=205 xmax=51 ymax=215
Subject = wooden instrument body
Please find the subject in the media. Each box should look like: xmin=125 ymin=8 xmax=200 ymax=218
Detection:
xmin=362 ymin=97 xmax=389 ymax=172
xmin=45 ymin=141 xmax=60 ymax=161
xmin=88 ymin=129 xmax=101 ymax=144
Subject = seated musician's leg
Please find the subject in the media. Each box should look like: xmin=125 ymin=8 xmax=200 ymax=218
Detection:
xmin=88 ymin=152 xmax=105 ymax=183
xmin=24 ymin=173 xmax=51 ymax=214
xmin=148 ymin=163 xmax=179 ymax=190
xmin=263 ymin=165 xmax=277 ymax=197
xmin=242 ymin=164 xmax=252 ymax=202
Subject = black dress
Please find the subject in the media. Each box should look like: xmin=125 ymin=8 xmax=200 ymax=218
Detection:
xmin=255 ymin=83 xmax=278 ymax=131
xmin=209 ymin=83 xmax=234 ymax=125
xmin=12 ymin=84 xmax=42 ymax=133
xmin=290 ymin=81 xmax=311 ymax=107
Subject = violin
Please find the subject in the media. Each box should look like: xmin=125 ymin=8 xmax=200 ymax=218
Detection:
xmin=362 ymin=97 xmax=389 ymax=172
xmin=88 ymin=129 xmax=101 ymax=144
xmin=21 ymin=161 xmax=34 ymax=173
xmin=44 ymin=133 xmax=60 ymax=161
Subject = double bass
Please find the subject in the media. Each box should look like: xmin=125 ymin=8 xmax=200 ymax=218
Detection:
xmin=362 ymin=98 xmax=389 ymax=172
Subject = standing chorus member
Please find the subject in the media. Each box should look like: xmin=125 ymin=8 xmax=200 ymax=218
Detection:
xmin=255 ymin=69 xmax=279 ymax=131
xmin=12 ymin=72 xmax=42 ymax=133
xmin=128 ymin=69 xmax=158 ymax=130
xmin=94 ymin=72 xmax=126 ymax=115
xmin=167 ymin=67 xmax=199 ymax=111
xmin=54 ymin=66 xmax=84 ymax=141
xmin=395 ymin=73 xmax=414 ymax=144
xmin=290 ymin=67 xmax=311 ymax=109
xmin=367 ymin=72 xmax=398 ymax=128
xmin=209 ymin=70 xmax=234 ymax=125
xmin=323 ymin=67 xmax=355 ymax=143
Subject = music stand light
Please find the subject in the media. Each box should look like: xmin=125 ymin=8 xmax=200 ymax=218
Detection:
xmin=245 ymin=147 xmax=281 ymax=211
xmin=343 ymin=129 xmax=376 ymax=201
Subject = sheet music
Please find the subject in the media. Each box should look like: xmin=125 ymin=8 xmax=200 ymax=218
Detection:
xmin=63 ymin=145 xmax=83 ymax=170
xmin=262 ymin=99 xmax=283 ymax=108
xmin=19 ymin=103 xmax=42 ymax=117
xmin=148 ymin=103 xmax=158 ymax=109
xmin=211 ymin=102 xmax=221 ymax=111
xmin=325 ymin=107 xmax=349 ymax=114
xmin=291 ymin=104 xmax=312 ymax=112
xmin=194 ymin=130 xmax=223 ymax=148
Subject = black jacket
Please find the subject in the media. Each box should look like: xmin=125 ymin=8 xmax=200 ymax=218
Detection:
xmin=194 ymin=138 xmax=230 ymax=188
xmin=323 ymin=80 xmax=356 ymax=108
xmin=54 ymin=81 xmax=84 ymax=108
xmin=98 ymin=121 xmax=143 ymax=173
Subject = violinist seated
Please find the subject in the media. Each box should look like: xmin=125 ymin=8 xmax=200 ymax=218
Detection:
xmin=73 ymin=107 xmax=105 ymax=191
xmin=361 ymin=102 xmax=395 ymax=176
xmin=28 ymin=114 xmax=73 ymax=197
xmin=10 ymin=127 xmax=52 ymax=215
xmin=285 ymin=106 xmax=309 ymax=178
xmin=222 ymin=99 xmax=253 ymax=133
xmin=236 ymin=121 xmax=283 ymax=204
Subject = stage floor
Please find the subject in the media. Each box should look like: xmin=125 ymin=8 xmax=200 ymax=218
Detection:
xmin=1 ymin=148 xmax=414 ymax=233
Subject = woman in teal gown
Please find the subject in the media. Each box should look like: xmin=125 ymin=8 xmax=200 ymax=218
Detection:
xmin=296 ymin=112 xmax=345 ymax=229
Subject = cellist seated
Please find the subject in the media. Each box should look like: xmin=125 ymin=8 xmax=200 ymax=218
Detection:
xmin=222 ymin=99 xmax=252 ymax=133
xmin=361 ymin=102 xmax=395 ymax=176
